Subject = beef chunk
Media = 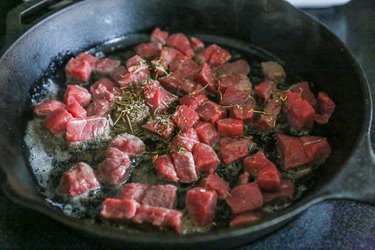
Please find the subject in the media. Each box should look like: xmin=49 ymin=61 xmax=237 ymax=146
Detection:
xmin=216 ymin=59 xmax=250 ymax=77
xmin=301 ymin=136 xmax=332 ymax=165
xmin=171 ymin=151 xmax=198 ymax=183
xmin=196 ymin=100 xmax=226 ymax=124
xmin=229 ymin=98 xmax=256 ymax=122
xmin=190 ymin=37 xmax=204 ymax=51
xmin=141 ymin=184 xmax=177 ymax=209
xmin=119 ymin=183 xmax=149 ymax=203
xmin=143 ymin=115 xmax=175 ymax=140
xmin=90 ymin=79 xmax=121 ymax=103
xmin=65 ymin=116 xmax=109 ymax=146
xmin=243 ymin=151 xmax=281 ymax=191
xmin=94 ymin=58 xmax=121 ymax=76
xmin=186 ymin=188 xmax=217 ymax=227
xmin=286 ymin=98 xmax=315 ymax=131
xmin=34 ymin=99 xmax=65 ymax=117
xmin=159 ymin=76 xmax=195 ymax=96
xmin=276 ymin=134 xmax=311 ymax=169
xmin=110 ymin=133 xmax=146 ymax=156
xmin=192 ymin=143 xmax=220 ymax=174
xmin=226 ymin=183 xmax=263 ymax=214
xmin=179 ymin=94 xmax=208 ymax=110
xmin=58 ymin=162 xmax=100 ymax=197
xmin=66 ymin=101 xmax=87 ymax=118
xmin=97 ymin=152 xmax=131 ymax=185
xmin=261 ymin=61 xmax=286 ymax=83
xmin=154 ymin=155 xmax=179 ymax=182
xmin=229 ymin=211 xmax=260 ymax=228
xmin=43 ymin=108 xmax=73 ymax=136
xmin=86 ymin=99 xmax=111 ymax=117
xmin=172 ymin=105 xmax=200 ymax=131
xmin=76 ymin=52 xmax=98 ymax=67
xmin=220 ymin=87 xmax=249 ymax=106
xmin=218 ymin=74 xmax=252 ymax=94
xmin=255 ymin=81 xmax=275 ymax=100
xmin=166 ymin=33 xmax=193 ymax=58
xmin=100 ymin=198 xmax=138 ymax=220
xmin=200 ymin=173 xmax=230 ymax=199
xmin=200 ymin=44 xmax=231 ymax=66
xmin=262 ymin=180 xmax=295 ymax=204
xmin=65 ymin=57 xmax=92 ymax=82
xmin=194 ymin=122 xmax=219 ymax=147
xmin=64 ymin=84 xmax=92 ymax=107
xmin=132 ymin=205 xmax=183 ymax=234
xmin=255 ymin=98 xmax=282 ymax=132
xmin=195 ymin=63 xmax=217 ymax=93
xmin=110 ymin=66 xmax=130 ymax=87
xmin=135 ymin=42 xmax=161 ymax=59
xmin=315 ymin=91 xmax=336 ymax=124
xmin=170 ymin=128 xmax=199 ymax=152
xmin=220 ymin=138 xmax=249 ymax=164
xmin=216 ymin=118 xmax=244 ymax=137
xmin=289 ymin=81 xmax=317 ymax=109
xmin=151 ymin=27 xmax=168 ymax=44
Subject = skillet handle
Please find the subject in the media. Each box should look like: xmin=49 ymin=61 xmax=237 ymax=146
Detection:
xmin=4 ymin=0 xmax=75 ymax=45
xmin=322 ymin=135 xmax=375 ymax=204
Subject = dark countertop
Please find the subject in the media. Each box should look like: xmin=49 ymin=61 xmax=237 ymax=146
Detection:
xmin=1 ymin=0 xmax=375 ymax=249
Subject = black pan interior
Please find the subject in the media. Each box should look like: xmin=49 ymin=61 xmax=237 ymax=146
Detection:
xmin=0 ymin=0 xmax=370 ymax=247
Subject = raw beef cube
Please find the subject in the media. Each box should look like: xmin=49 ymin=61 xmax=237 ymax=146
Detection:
xmin=238 ymin=172 xmax=250 ymax=185
xmin=200 ymin=44 xmax=231 ymax=66
xmin=154 ymin=155 xmax=179 ymax=182
xmin=34 ymin=99 xmax=66 ymax=117
xmin=151 ymin=27 xmax=168 ymax=44
xmin=190 ymin=37 xmax=204 ymax=51
xmin=126 ymin=55 xmax=145 ymax=68
xmin=219 ymin=136 xmax=238 ymax=146
xmin=64 ymin=84 xmax=92 ymax=107
xmin=97 ymin=153 xmax=131 ymax=185
xmin=220 ymin=139 xmax=249 ymax=164
xmin=135 ymin=42 xmax=161 ymax=59
xmin=143 ymin=80 xmax=162 ymax=111
xmin=170 ymin=128 xmax=199 ymax=152
xmin=276 ymin=134 xmax=310 ymax=169
xmin=220 ymin=87 xmax=249 ymax=106
xmin=282 ymin=91 xmax=301 ymax=113
xmin=226 ymin=183 xmax=263 ymax=214
xmin=110 ymin=66 xmax=131 ymax=88
xmin=229 ymin=211 xmax=260 ymax=228
xmin=170 ymin=55 xmax=200 ymax=79
xmin=194 ymin=122 xmax=219 ymax=147
xmin=192 ymin=143 xmax=220 ymax=174
xmin=289 ymin=81 xmax=317 ymax=109
xmin=218 ymin=74 xmax=252 ymax=94
xmin=171 ymin=151 xmax=198 ymax=183
xmin=110 ymin=133 xmax=146 ymax=156
xmin=58 ymin=162 xmax=100 ymax=197
xmin=286 ymin=98 xmax=315 ymax=131
xmin=86 ymin=99 xmax=111 ymax=117
xmin=159 ymin=76 xmax=195 ymax=96
xmin=43 ymin=108 xmax=73 ymax=136
xmin=66 ymin=116 xmax=109 ymax=145
xmin=195 ymin=63 xmax=217 ymax=93
xmin=132 ymin=205 xmax=183 ymax=234
xmin=76 ymin=52 xmax=98 ymax=67
xmin=216 ymin=59 xmax=250 ymax=77
xmin=94 ymin=58 xmax=121 ymax=76
xmin=186 ymin=188 xmax=217 ymax=227
xmin=166 ymin=33 xmax=193 ymax=58
xmin=200 ymin=173 xmax=230 ymax=200
xmin=261 ymin=61 xmax=286 ymax=83
xmin=160 ymin=47 xmax=184 ymax=66
xmin=100 ymin=198 xmax=138 ymax=220
xmin=301 ymin=136 xmax=331 ymax=165
xmin=172 ymin=105 xmax=200 ymax=131
xmin=315 ymin=92 xmax=336 ymax=124
xmin=143 ymin=115 xmax=175 ymax=140
xmin=119 ymin=183 xmax=149 ymax=202
xmin=141 ymin=184 xmax=177 ymax=209
xmin=159 ymin=87 xmax=178 ymax=110
xmin=90 ymin=79 xmax=121 ymax=103
xmin=179 ymin=94 xmax=207 ymax=110
xmin=262 ymin=180 xmax=295 ymax=204
xmin=229 ymin=98 xmax=256 ymax=122
xmin=243 ymin=151 xmax=281 ymax=191
xmin=216 ymin=118 xmax=244 ymax=137
xmin=255 ymin=81 xmax=275 ymax=100
xmin=106 ymin=147 xmax=127 ymax=159
xmin=65 ymin=57 xmax=92 ymax=82
xmin=255 ymin=98 xmax=282 ymax=132
xmin=196 ymin=100 xmax=226 ymax=124
xmin=66 ymin=101 xmax=87 ymax=118
xmin=151 ymin=58 xmax=169 ymax=77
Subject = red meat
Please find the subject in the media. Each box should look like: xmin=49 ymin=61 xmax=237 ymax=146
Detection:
xmin=216 ymin=59 xmax=250 ymax=77
xmin=192 ymin=143 xmax=220 ymax=174
xmin=200 ymin=173 xmax=230 ymax=199
xmin=194 ymin=122 xmax=219 ymax=147
xmin=179 ymin=94 xmax=208 ymax=110
xmin=135 ymin=42 xmax=161 ymax=59
xmin=255 ymin=81 xmax=275 ymax=100
xmin=171 ymin=151 xmax=198 ymax=183
xmin=282 ymin=91 xmax=301 ymax=113
xmin=119 ymin=183 xmax=149 ymax=203
xmin=43 ymin=108 xmax=73 ymax=136
xmin=170 ymin=55 xmax=200 ymax=80
xmin=286 ymin=98 xmax=315 ymax=131
xmin=276 ymin=134 xmax=312 ymax=169
xmin=64 ymin=84 xmax=92 ymax=107
xmin=170 ymin=128 xmax=199 ymax=152
xmin=195 ymin=63 xmax=217 ymax=93
xmin=143 ymin=115 xmax=175 ymax=140
xmin=58 ymin=162 xmax=100 ymax=197
xmin=220 ymin=138 xmax=249 ymax=164
xmin=186 ymin=188 xmax=217 ymax=227
xmin=100 ymin=198 xmax=138 ymax=221
xmin=196 ymin=100 xmax=226 ymax=124
xmin=65 ymin=116 xmax=110 ymax=146
xmin=229 ymin=211 xmax=260 ymax=228
xmin=159 ymin=76 xmax=195 ymax=96
xmin=220 ymin=87 xmax=249 ymax=106
xmin=151 ymin=27 xmax=169 ymax=45
xmin=34 ymin=99 xmax=66 ymax=117
xmin=229 ymin=98 xmax=256 ymax=122
xmin=86 ymin=99 xmax=111 ymax=117
xmin=66 ymin=101 xmax=87 ymax=118
xmin=200 ymin=44 xmax=231 ymax=66
xmin=262 ymin=180 xmax=295 ymax=204
xmin=301 ymin=136 xmax=332 ymax=165
xmin=218 ymin=74 xmax=252 ymax=94
xmin=97 ymin=153 xmax=131 ymax=185
xmin=216 ymin=118 xmax=244 ymax=137
xmin=110 ymin=133 xmax=146 ymax=156
xmin=315 ymin=92 xmax=336 ymax=124
xmin=141 ymin=184 xmax=177 ymax=209
xmin=238 ymin=172 xmax=250 ymax=185
xmin=65 ymin=57 xmax=92 ymax=82
xmin=94 ymin=58 xmax=121 ymax=76
xmin=261 ymin=61 xmax=286 ymax=83
xmin=172 ymin=105 xmax=200 ymax=131
xmin=289 ymin=81 xmax=317 ymax=109
xmin=90 ymin=79 xmax=121 ymax=103
xmin=190 ymin=37 xmax=204 ymax=51
xmin=226 ymin=183 xmax=263 ymax=214
xmin=166 ymin=33 xmax=193 ymax=58
xmin=255 ymin=98 xmax=282 ymax=132
xmin=143 ymin=80 xmax=161 ymax=112
xmin=110 ymin=66 xmax=130 ymax=88
xmin=153 ymin=155 xmax=179 ymax=182
xmin=76 ymin=52 xmax=98 ymax=67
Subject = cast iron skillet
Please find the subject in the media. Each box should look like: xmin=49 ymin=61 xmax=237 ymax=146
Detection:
xmin=0 ymin=0 xmax=374 ymax=248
